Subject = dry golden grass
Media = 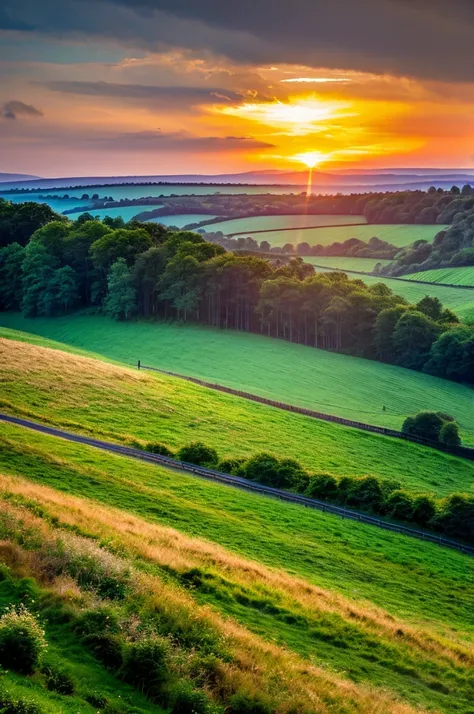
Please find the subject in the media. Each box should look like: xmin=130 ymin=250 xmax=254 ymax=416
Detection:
xmin=0 ymin=470 xmax=470 ymax=696
xmin=0 ymin=483 xmax=426 ymax=714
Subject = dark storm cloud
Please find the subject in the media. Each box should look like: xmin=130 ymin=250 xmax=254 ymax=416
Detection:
xmin=1 ymin=0 xmax=474 ymax=81
xmin=36 ymin=81 xmax=244 ymax=105
xmin=1 ymin=100 xmax=43 ymax=120
xmin=90 ymin=130 xmax=274 ymax=152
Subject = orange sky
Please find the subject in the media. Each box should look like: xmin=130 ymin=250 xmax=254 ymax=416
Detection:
xmin=1 ymin=34 xmax=474 ymax=176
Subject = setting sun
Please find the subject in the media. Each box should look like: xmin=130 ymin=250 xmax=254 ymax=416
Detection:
xmin=293 ymin=151 xmax=327 ymax=168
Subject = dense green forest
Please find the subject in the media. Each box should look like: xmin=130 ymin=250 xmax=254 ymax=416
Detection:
xmin=0 ymin=197 xmax=473 ymax=385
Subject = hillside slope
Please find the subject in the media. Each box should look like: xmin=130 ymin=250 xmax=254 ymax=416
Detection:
xmin=1 ymin=334 xmax=473 ymax=496
xmin=1 ymin=315 xmax=473 ymax=443
xmin=1 ymin=424 xmax=473 ymax=713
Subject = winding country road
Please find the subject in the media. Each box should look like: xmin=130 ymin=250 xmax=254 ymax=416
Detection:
xmin=1 ymin=412 xmax=472 ymax=556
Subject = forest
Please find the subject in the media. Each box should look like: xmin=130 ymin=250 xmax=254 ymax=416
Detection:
xmin=1 ymin=198 xmax=473 ymax=385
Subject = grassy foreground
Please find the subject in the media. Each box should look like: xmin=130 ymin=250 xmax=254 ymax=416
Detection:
xmin=1 ymin=334 xmax=473 ymax=497
xmin=0 ymin=424 xmax=473 ymax=713
xmin=1 ymin=314 xmax=473 ymax=444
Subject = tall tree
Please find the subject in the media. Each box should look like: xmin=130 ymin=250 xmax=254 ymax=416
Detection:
xmin=103 ymin=258 xmax=137 ymax=321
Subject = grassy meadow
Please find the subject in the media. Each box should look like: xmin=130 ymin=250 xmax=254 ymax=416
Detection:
xmin=146 ymin=213 xmax=218 ymax=227
xmin=1 ymin=314 xmax=473 ymax=445
xmin=406 ymin=267 xmax=474 ymax=286
xmin=237 ymin=223 xmax=446 ymax=247
xmin=203 ymin=214 xmax=366 ymax=235
xmin=1 ymin=334 xmax=473 ymax=497
xmin=302 ymin=257 xmax=392 ymax=272
xmin=1 ymin=423 xmax=474 ymax=713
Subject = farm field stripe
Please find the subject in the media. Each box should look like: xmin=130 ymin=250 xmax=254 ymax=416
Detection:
xmin=227 ymin=221 xmax=367 ymax=237
xmin=306 ymin=263 xmax=474 ymax=289
xmin=2 ymin=412 xmax=473 ymax=557
xmin=137 ymin=362 xmax=474 ymax=460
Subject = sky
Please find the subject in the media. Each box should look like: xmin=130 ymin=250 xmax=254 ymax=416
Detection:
xmin=1 ymin=0 xmax=474 ymax=177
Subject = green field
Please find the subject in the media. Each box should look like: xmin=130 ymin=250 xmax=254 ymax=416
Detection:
xmin=1 ymin=331 xmax=474 ymax=497
xmin=303 ymin=256 xmax=392 ymax=272
xmin=75 ymin=204 xmax=164 ymax=221
xmin=202 ymin=213 xmax=366 ymax=235
xmin=1 ymin=313 xmax=473 ymax=446
xmin=146 ymin=213 xmax=217 ymax=227
xmin=237 ymin=223 xmax=446 ymax=247
xmin=406 ymin=267 xmax=474 ymax=286
xmin=1 ymin=423 xmax=473 ymax=714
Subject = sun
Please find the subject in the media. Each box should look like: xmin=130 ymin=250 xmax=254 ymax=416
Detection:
xmin=293 ymin=151 xmax=327 ymax=168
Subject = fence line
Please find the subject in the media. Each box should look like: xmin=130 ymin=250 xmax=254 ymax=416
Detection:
xmin=2 ymin=412 xmax=472 ymax=557
xmin=138 ymin=363 xmax=474 ymax=461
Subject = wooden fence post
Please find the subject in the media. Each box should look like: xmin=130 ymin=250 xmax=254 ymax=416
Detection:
xmin=137 ymin=360 xmax=141 ymax=370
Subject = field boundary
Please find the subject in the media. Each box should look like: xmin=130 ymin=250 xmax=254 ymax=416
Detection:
xmin=2 ymin=412 xmax=473 ymax=556
xmin=306 ymin=263 xmax=474 ymax=289
xmin=227 ymin=221 xmax=367 ymax=237
xmin=137 ymin=363 xmax=474 ymax=461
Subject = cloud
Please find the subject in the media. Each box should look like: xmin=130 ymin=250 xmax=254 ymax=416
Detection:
xmin=90 ymin=129 xmax=274 ymax=152
xmin=36 ymin=80 xmax=244 ymax=105
xmin=1 ymin=100 xmax=43 ymax=120
xmin=1 ymin=0 xmax=474 ymax=82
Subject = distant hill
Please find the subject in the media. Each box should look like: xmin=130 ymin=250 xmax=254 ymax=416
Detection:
xmin=0 ymin=172 xmax=40 ymax=183
xmin=1 ymin=168 xmax=473 ymax=193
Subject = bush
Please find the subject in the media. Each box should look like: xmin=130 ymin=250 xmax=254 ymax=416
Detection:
xmin=41 ymin=662 xmax=75 ymax=695
xmin=401 ymin=411 xmax=456 ymax=444
xmin=439 ymin=421 xmax=462 ymax=447
xmin=74 ymin=607 xmax=123 ymax=670
xmin=306 ymin=473 xmax=338 ymax=501
xmin=0 ymin=689 xmax=42 ymax=714
xmin=241 ymin=453 xmax=279 ymax=485
xmin=168 ymin=681 xmax=213 ymax=714
xmin=384 ymin=490 xmax=415 ymax=522
xmin=412 ymin=495 xmax=437 ymax=526
xmin=434 ymin=494 xmax=474 ymax=542
xmin=226 ymin=692 xmax=274 ymax=714
xmin=120 ymin=637 xmax=170 ymax=698
xmin=178 ymin=442 xmax=219 ymax=467
xmin=335 ymin=476 xmax=357 ymax=504
xmin=217 ymin=458 xmax=246 ymax=475
xmin=347 ymin=477 xmax=384 ymax=512
xmin=144 ymin=442 xmax=175 ymax=457
xmin=0 ymin=606 xmax=47 ymax=674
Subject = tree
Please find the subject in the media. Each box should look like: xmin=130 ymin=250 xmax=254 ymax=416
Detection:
xmin=21 ymin=241 xmax=58 ymax=317
xmin=54 ymin=266 xmax=78 ymax=312
xmin=393 ymin=311 xmax=441 ymax=370
xmin=374 ymin=305 xmax=408 ymax=361
xmin=439 ymin=421 xmax=461 ymax=447
xmin=103 ymin=258 xmax=137 ymax=320
xmin=416 ymin=296 xmax=443 ymax=321
xmin=401 ymin=411 xmax=453 ymax=443
xmin=0 ymin=242 xmax=24 ymax=310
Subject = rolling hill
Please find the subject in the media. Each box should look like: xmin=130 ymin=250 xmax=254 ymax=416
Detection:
xmin=1 ymin=422 xmax=473 ymax=713
xmin=1 ymin=314 xmax=473 ymax=446
xmin=1 ymin=332 xmax=473 ymax=497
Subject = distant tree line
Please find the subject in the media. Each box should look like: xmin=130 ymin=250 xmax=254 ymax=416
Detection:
xmin=202 ymin=232 xmax=399 ymax=260
xmin=0 ymin=199 xmax=473 ymax=385
xmin=135 ymin=438 xmax=474 ymax=544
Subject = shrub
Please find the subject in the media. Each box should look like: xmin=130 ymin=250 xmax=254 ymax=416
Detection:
xmin=401 ymin=411 xmax=452 ymax=443
xmin=241 ymin=453 xmax=280 ymax=485
xmin=335 ymin=476 xmax=357 ymax=504
xmin=144 ymin=442 xmax=175 ymax=457
xmin=439 ymin=421 xmax=462 ymax=447
xmin=0 ymin=689 xmax=42 ymax=714
xmin=384 ymin=490 xmax=415 ymax=522
xmin=276 ymin=458 xmax=309 ymax=490
xmin=347 ymin=476 xmax=384 ymax=512
xmin=226 ymin=692 xmax=274 ymax=714
xmin=168 ymin=681 xmax=214 ymax=714
xmin=120 ymin=636 xmax=170 ymax=698
xmin=74 ymin=607 xmax=123 ymax=670
xmin=434 ymin=494 xmax=474 ymax=542
xmin=412 ymin=495 xmax=437 ymax=526
xmin=41 ymin=662 xmax=75 ymax=695
xmin=178 ymin=442 xmax=219 ymax=467
xmin=306 ymin=473 xmax=338 ymax=501
xmin=217 ymin=458 xmax=246 ymax=475
xmin=0 ymin=606 xmax=47 ymax=674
